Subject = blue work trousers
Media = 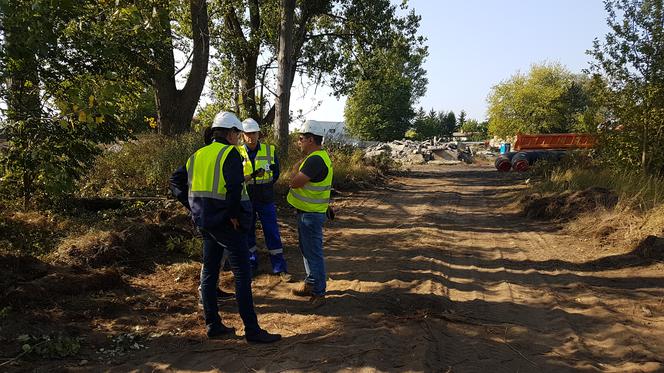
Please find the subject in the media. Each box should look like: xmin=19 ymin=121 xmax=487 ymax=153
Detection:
xmin=297 ymin=212 xmax=327 ymax=296
xmin=200 ymin=229 xmax=260 ymax=334
xmin=248 ymin=201 xmax=287 ymax=274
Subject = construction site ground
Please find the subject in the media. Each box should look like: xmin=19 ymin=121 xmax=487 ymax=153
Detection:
xmin=4 ymin=164 xmax=664 ymax=372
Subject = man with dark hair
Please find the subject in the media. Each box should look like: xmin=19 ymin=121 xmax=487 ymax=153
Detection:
xmin=288 ymin=120 xmax=333 ymax=307
xmin=170 ymin=111 xmax=281 ymax=343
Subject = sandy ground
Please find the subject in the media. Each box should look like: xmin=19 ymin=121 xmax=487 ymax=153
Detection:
xmin=12 ymin=164 xmax=663 ymax=372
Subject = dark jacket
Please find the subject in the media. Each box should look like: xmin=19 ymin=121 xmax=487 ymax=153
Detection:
xmin=170 ymin=139 xmax=253 ymax=232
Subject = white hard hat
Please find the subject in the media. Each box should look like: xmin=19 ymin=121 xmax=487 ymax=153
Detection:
xmin=300 ymin=120 xmax=326 ymax=137
xmin=212 ymin=111 xmax=242 ymax=130
xmin=242 ymin=118 xmax=260 ymax=133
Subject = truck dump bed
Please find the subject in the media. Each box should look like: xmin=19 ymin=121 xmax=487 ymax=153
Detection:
xmin=513 ymin=133 xmax=595 ymax=151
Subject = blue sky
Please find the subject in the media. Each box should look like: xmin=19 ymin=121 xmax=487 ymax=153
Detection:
xmin=290 ymin=0 xmax=611 ymax=123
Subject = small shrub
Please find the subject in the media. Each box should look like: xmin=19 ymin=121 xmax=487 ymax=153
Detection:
xmin=528 ymin=153 xmax=664 ymax=210
xmin=17 ymin=334 xmax=82 ymax=359
xmin=166 ymin=236 xmax=202 ymax=259
xmin=80 ymin=132 xmax=204 ymax=197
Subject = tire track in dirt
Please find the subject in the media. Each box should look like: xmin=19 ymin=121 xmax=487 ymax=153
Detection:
xmin=113 ymin=164 xmax=664 ymax=373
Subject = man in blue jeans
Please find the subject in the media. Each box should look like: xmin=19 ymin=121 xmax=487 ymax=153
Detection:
xmin=287 ymin=120 xmax=334 ymax=307
xmin=170 ymin=111 xmax=280 ymax=343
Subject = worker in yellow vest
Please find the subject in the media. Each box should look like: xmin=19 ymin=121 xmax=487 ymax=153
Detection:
xmin=169 ymin=111 xmax=280 ymax=343
xmin=239 ymin=118 xmax=291 ymax=281
xmin=288 ymin=120 xmax=333 ymax=307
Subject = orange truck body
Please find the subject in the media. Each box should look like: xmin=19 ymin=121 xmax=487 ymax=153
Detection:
xmin=513 ymin=133 xmax=596 ymax=151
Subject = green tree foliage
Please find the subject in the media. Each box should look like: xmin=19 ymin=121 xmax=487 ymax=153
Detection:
xmin=344 ymin=62 xmax=414 ymax=141
xmin=589 ymin=0 xmax=664 ymax=174
xmin=342 ymin=1 xmax=428 ymax=141
xmin=412 ymin=109 xmax=440 ymax=139
xmin=487 ymin=62 xmax=598 ymax=137
xmin=442 ymin=111 xmax=457 ymax=137
xmin=409 ymin=109 xmax=459 ymax=140
xmin=206 ymin=0 xmax=426 ymax=139
xmin=461 ymin=119 xmax=489 ymax=140
xmin=457 ymin=110 xmax=466 ymax=129
xmin=0 ymin=0 xmax=159 ymax=206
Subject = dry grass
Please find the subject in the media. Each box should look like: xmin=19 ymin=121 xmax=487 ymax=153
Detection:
xmin=530 ymin=162 xmax=664 ymax=252
xmin=158 ymin=261 xmax=200 ymax=283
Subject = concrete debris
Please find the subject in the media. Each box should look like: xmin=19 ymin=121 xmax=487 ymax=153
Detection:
xmin=362 ymin=138 xmax=499 ymax=165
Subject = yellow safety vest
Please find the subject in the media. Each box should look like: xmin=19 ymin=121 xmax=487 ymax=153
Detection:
xmin=186 ymin=142 xmax=250 ymax=202
xmin=241 ymin=143 xmax=276 ymax=185
xmin=287 ymin=150 xmax=333 ymax=213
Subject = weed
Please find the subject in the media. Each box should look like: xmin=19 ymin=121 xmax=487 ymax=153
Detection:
xmin=0 ymin=306 xmax=11 ymax=319
xmin=16 ymin=334 xmax=82 ymax=359
xmin=166 ymin=236 xmax=202 ymax=259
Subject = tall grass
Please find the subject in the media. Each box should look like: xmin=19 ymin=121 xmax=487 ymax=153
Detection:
xmin=530 ymin=154 xmax=664 ymax=210
xmin=81 ymin=131 xmax=395 ymax=198
xmin=80 ymin=132 xmax=204 ymax=197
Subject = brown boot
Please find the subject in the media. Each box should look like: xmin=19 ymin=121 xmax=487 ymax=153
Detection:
xmin=292 ymin=283 xmax=313 ymax=297
xmin=309 ymin=294 xmax=326 ymax=308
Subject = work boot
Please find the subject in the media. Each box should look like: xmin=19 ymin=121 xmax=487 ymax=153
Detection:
xmin=245 ymin=329 xmax=282 ymax=344
xmin=206 ymin=323 xmax=236 ymax=339
xmin=278 ymin=272 xmax=293 ymax=283
xmin=309 ymin=294 xmax=326 ymax=308
xmin=216 ymin=287 xmax=234 ymax=301
xmin=291 ymin=283 xmax=313 ymax=297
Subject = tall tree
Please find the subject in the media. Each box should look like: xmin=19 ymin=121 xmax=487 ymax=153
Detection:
xmin=457 ymin=110 xmax=466 ymax=129
xmin=0 ymin=0 xmax=158 ymax=205
xmin=209 ymin=0 xmax=331 ymax=127
xmin=589 ymin=0 xmax=664 ymax=174
xmin=274 ymin=0 xmax=295 ymax=152
xmin=441 ymin=111 xmax=456 ymax=137
xmin=487 ymin=62 xmax=593 ymax=137
xmin=152 ymin=0 xmax=210 ymax=135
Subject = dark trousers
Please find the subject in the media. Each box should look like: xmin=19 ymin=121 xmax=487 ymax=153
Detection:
xmin=200 ymin=229 xmax=260 ymax=334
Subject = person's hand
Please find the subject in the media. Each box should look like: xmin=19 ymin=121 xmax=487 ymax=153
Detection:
xmin=230 ymin=218 xmax=240 ymax=230
xmin=253 ymin=168 xmax=265 ymax=178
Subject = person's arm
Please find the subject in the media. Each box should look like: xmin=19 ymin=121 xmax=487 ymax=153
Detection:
xmin=289 ymin=156 xmax=324 ymax=189
xmin=169 ymin=166 xmax=190 ymax=210
xmin=289 ymin=171 xmax=311 ymax=189
xmin=271 ymin=152 xmax=280 ymax=183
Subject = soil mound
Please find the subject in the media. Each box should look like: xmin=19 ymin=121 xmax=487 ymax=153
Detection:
xmin=522 ymin=187 xmax=618 ymax=220
xmin=0 ymin=254 xmax=125 ymax=307
xmin=49 ymin=222 xmax=178 ymax=268
xmin=632 ymin=235 xmax=664 ymax=260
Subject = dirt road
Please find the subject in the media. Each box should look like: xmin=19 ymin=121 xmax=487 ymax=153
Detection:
xmin=117 ymin=164 xmax=664 ymax=372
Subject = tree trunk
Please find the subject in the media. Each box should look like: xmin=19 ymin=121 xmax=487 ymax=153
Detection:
xmin=239 ymin=56 xmax=260 ymax=120
xmin=4 ymin=5 xmax=41 ymax=207
xmin=274 ymin=0 xmax=296 ymax=153
xmin=261 ymin=0 xmax=316 ymax=128
xmin=153 ymin=0 xmax=210 ymax=136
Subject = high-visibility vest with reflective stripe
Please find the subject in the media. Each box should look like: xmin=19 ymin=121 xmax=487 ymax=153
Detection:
xmin=287 ymin=150 xmax=333 ymax=213
xmin=241 ymin=143 xmax=276 ymax=185
xmin=186 ymin=142 xmax=250 ymax=203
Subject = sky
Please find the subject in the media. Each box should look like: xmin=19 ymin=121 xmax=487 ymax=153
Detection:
xmin=290 ymin=0 xmax=612 ymax=123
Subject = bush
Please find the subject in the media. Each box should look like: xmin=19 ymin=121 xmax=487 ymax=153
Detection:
xmin=81 ymin=130 xmax=397 ymax=199
xmin=529 ymin=152 xmax=664 ymax=210
xmin=79 ymin=132 xmax=204 ymax=197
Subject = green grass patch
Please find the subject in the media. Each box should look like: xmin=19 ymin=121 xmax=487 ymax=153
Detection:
xmin=529 ymin=153 xmax=664 ymax=210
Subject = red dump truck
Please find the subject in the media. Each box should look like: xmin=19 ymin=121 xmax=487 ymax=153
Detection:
xmin=513 ymin=133 xmax=596 ymax=151
xmin=495 ymin=133 xmax=596 ymax=172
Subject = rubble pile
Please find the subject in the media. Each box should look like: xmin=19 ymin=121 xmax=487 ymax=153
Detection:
xmin=362 ymin=138 xmax=497 ymax=165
